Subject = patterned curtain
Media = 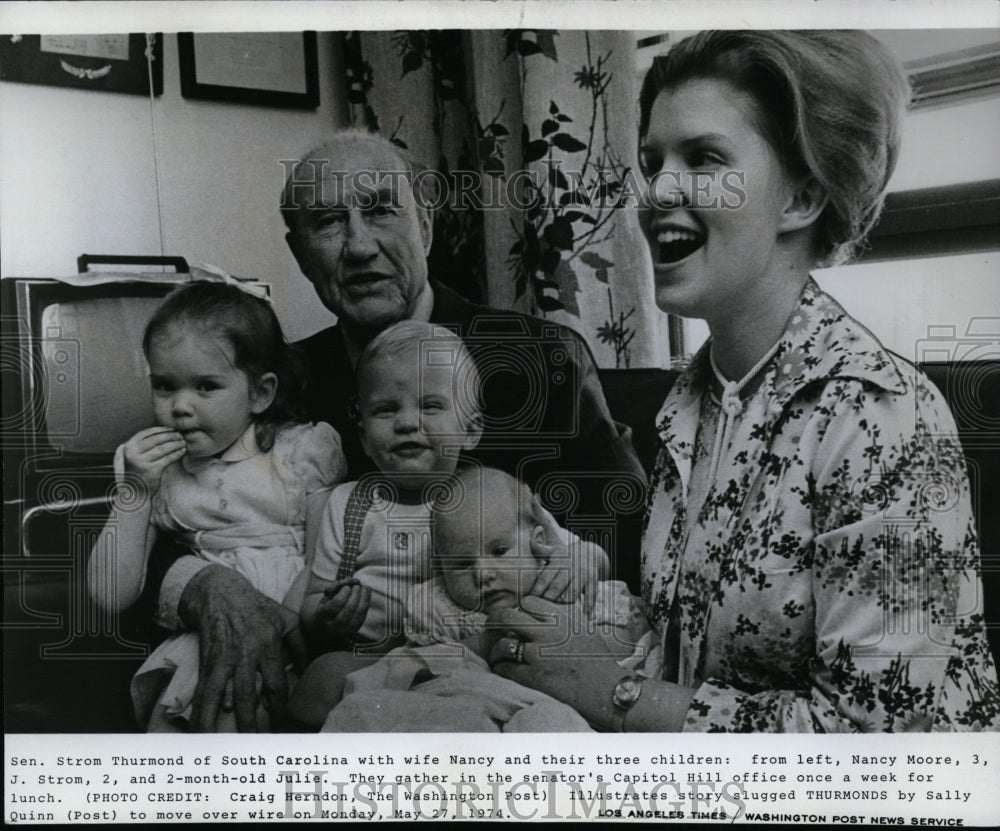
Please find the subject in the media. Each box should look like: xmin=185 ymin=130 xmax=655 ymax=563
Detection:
xmin=341 ymin=30 xmax=670 ymax=369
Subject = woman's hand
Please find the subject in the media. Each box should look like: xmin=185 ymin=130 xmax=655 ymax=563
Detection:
xmin=122 ymin=426 xmax=186 ymax=492
xmin=486 ymin=595 xmax=631 ymax=729
xmin=488 ymin=595 xmax=696 ymax=732
xmin=529 ymin=499 xmax=609 ymax=610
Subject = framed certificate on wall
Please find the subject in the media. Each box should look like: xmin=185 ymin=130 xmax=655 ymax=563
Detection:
xmin=177 ymin=31 xmax=319 ymax=108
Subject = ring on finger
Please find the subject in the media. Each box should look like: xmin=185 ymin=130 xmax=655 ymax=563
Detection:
xmin=514 ymin=642 xmax=526 ymax=664
xmin=508 ymin=640 xmax=519 ymax=658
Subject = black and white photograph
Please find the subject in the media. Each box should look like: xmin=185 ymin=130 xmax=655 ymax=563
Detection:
xmin=2 ymin=1 xmax=998 ymax=825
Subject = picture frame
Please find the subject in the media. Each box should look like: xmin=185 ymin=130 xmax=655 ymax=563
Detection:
xmin=177 ymin=31 xmax=319 ymax=108
xmin=0 ymin=33 xmax=162 ymax=96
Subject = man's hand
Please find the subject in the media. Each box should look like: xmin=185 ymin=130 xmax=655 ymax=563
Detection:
xmin=121 ymin=426 xmax=186 ymax=491
xmin=179 ymin=566 xmax=306 ymax=732
xmin=529 ymin=498 xmax=609 ymax=610
xmin=315 ymin=578 xmax=371 ymax=643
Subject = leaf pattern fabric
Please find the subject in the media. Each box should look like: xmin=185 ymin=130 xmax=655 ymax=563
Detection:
xmin=341 ymin=29 xmax=663 ymax=368
xmin=642 ymin=279 xmax=999 ymax=732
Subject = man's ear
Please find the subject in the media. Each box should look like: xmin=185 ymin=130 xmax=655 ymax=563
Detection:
xmin=416 ymin=204 xmax=434 ymax=258
xmin=460 ymin=411 xmax=484 ymax=452
xmin=250 ymin=372 xmax=278 ymax=415
xmin=778 ymin=175 xmax=829 ymax=234
xmin=285 ymin=228 xmax=307 ymax=269
xmin=286 ymin=225 xmax=319 ymax=280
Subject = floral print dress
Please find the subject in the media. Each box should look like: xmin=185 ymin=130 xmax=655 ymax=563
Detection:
xmin=642 ymin=279 xmax=998 ymax=732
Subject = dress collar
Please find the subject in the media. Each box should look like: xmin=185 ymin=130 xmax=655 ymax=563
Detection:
xmin=181 ymin=424 xmax=260 ymax=473
xmin=657 ymin=277 xmax=908 ymax=447
xmin=765 ymin=277 xmax=907 ymax=403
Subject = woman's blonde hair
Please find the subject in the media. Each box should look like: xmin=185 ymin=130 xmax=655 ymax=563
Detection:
xmin=639 ymin=30 xmax=911 ymax=265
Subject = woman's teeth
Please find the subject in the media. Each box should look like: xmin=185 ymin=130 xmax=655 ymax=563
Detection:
xmin=657 ymin=229 xmax=704 ymax=264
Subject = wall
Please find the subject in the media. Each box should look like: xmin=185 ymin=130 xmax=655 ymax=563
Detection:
xmin=813 ymin=93 xmax=1000 ymax=359
xmin=889 ymin=95 xmax=1000 ymax=192
xmin=0 ymin=32 xmax=347 ymax=341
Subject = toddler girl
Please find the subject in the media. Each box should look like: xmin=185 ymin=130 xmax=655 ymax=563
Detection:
xmin=87 ymin=281 xmax=345 ymax=732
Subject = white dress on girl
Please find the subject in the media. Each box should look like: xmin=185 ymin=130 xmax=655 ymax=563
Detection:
xmin=127 ymin=421 xmax=344 ymax=731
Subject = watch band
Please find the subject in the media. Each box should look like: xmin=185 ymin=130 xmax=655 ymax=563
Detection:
xmin=612 ymin=674 xmax=645 ymax=732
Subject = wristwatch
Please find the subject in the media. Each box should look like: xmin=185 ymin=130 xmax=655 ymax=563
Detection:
xmin=612 ymin=674 xmax=644 ymax=732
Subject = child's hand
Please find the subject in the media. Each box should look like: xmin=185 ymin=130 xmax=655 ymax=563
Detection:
xmin=529 ymin=499 xmax=609 ymax=612
xmin=122 ymin=426 xmax=186 ymax=491
xmin=316 ymin=578 xmax=371 ymax=642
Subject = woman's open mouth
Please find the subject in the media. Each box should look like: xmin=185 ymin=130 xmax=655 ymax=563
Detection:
xmin=656 ymin=228 xmax=705 ymax=265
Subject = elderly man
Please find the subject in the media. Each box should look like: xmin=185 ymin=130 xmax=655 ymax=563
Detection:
xmin=158 ymin=130 xmax=644 ymax=731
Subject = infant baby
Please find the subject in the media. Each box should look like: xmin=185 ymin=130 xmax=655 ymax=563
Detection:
xmin=409 ymin=465 xmax=650 ymax=656
xmin=322 ymin=465 xmax=656 ymax=732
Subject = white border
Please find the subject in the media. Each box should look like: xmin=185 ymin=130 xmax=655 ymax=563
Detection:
xmin=2 ymin=2 xmax=999 ymax=826
xmin=0 ymin=0 xmax=998 ymax=35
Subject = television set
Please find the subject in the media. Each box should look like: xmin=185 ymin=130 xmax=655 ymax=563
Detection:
xmin=3 ymin=273 xmax=270 ymax=513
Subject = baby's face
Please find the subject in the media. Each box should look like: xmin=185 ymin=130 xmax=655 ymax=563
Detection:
xmin=438 ymin=502 xmax=543 ymax=614
xmin=358 ymin=354 xmax=478 ymax=489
